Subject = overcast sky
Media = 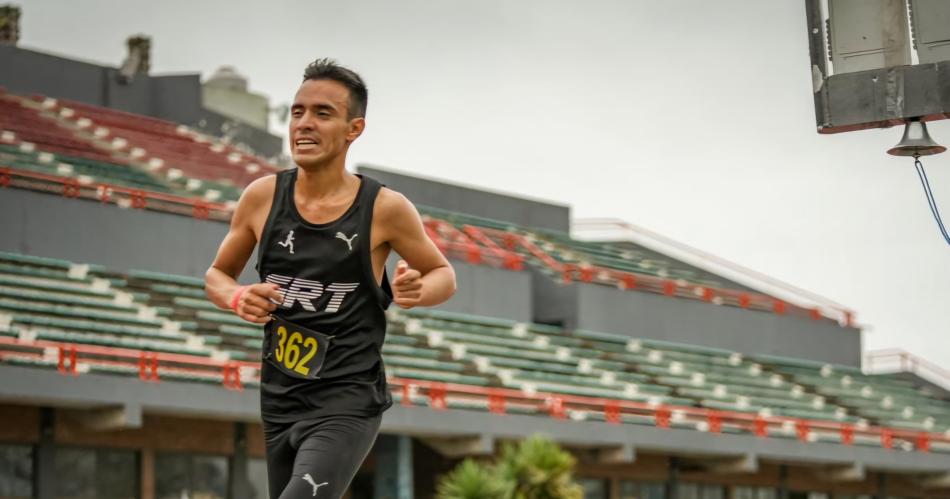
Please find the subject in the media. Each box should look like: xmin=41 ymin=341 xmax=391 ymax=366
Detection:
xmin=15 ymin=0 xmax=950 ymax=369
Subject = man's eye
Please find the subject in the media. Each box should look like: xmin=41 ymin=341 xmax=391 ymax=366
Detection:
xmin=318 ymin=112 xmax=330 ymax=117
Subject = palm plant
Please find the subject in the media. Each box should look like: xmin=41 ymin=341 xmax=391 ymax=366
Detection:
xmin=436 ymin=435 xmax=583 ymax=499
xmin=436 ymin=458 xmax=507 ymax=499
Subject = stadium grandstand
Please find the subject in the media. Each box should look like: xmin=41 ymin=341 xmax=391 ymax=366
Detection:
xmin=2 ymin=5 xmax=950 ymax=499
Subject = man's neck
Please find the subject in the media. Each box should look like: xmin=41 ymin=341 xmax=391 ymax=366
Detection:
xmin=295 ymin=160 xmax=357 ymax=199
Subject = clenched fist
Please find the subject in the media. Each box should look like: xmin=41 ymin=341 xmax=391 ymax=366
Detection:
xmin=231 ymin=283 xmax=284 ymax=324
xmin=392 ymin=260 xmax=423 ymax=309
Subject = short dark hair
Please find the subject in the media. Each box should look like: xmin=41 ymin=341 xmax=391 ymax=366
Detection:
xmin=302 ymin=58 xmax=368 ymax=119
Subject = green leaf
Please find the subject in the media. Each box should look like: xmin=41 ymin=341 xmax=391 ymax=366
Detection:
xmin=436 ymin=458 xmax=509 ymax=499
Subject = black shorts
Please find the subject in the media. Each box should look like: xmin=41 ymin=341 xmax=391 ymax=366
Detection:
xmin=263 ymin=413 xmax=383 ymax=499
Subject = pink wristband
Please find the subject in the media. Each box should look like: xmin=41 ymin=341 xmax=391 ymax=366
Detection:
xmin=229 ymin=285 xmax=250 ymax=313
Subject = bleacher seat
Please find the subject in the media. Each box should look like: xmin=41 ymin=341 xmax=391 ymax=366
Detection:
xmin=0 ymin=251 xmax=947 ymax=449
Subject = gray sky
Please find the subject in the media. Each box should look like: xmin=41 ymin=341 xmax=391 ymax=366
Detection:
xmin=16 ymin=0 xmax=950 ymax=368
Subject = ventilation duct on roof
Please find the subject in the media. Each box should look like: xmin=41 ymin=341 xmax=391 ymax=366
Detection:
xmin=118 ymin=35 xmax=151 ymax=84
xmin=0 ymin=5 xmax=20 ymax=45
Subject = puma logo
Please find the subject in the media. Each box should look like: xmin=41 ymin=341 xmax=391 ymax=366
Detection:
xmin=335 ymin=231 xmax=357 ymax=251
xmin=278 ymin=230 xmax=296 ymax=254
xmin=302 ymin=473 xmax=329 ymax=496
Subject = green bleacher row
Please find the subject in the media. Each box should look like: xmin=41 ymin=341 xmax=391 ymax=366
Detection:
xmin=0 ymin=251 xmax=948 ymax=439
xmin=0 ymin=142 xmax=243 ymax=202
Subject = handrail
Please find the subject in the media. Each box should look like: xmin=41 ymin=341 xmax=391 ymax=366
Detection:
xmin=461 ymin=224 xmax=524 ymax=271
xmin=0 ymin=166 xmax=233 ymax=221
xmin=865 ymin=348 xmax=950 ymax=392
xmin=0 ymin=337 xmax=941 ymax=451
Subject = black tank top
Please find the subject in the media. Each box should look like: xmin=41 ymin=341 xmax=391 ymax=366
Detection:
xmin=255 ymin=169 xmax=393 ymax=422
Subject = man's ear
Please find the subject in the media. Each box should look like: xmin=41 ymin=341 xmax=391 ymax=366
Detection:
xmin=346 ymin=117 xmax=365 ymax=142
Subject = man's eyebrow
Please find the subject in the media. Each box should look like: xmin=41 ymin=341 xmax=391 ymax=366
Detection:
xmin=290 ymin=103 xmax=337 ymax=112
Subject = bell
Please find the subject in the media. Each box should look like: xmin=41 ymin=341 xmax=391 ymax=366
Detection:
xmin=887 ymin=119 xmax=946 ymax=157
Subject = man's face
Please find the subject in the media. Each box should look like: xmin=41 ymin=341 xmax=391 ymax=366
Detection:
xmin=289 ymin=79 xmax=364 ymax=168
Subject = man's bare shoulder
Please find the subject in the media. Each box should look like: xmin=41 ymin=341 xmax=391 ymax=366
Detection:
xmin=374 ymin=186 xmax=417 ymax=222
xmin=238 ymin=173 xmax=279 ymax=209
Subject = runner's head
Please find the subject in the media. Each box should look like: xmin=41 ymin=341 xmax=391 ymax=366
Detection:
xmin=290 ymin=59 xmax=368 ymax=169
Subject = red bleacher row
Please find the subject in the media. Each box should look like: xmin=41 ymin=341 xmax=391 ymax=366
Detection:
xmin=0 ymin=166 xmax=854 ymax=325
xmin=1 ymin=89 xmax=279 ymax=188
xmin=46 ymin=97 xmax=273 ymax=186
xmin=0 ymin=335 xmax=941 ymax=453
xmin=0 ymin=93 xmax=124 ymax=165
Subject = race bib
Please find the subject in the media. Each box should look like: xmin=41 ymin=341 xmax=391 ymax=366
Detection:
xmin=263 ymin=316 xmax=333 ymax=380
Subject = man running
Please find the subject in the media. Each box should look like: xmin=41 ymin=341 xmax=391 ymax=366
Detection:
xmin=205 ymin=58 xmax=457 ymax=499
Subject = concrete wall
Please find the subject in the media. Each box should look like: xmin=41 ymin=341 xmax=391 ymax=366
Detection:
xmin=531 ymin=268 xmax=578 ymax=327
xmin=573 ymin=282 xmax=863 ymax=366
xmin=0 ymin=188 xmax=255 ymax=282
xmin=150 ymin=74 xmax=203 ymax=125
xmin=0 ymin=45 xmax=106 ymax=104
xmin=386 ymin=260 xmax=532 ymax=323
xmin=358 ymin=165 xmax=571 ymax=232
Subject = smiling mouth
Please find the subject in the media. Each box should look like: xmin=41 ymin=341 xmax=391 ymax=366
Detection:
xmin=294 ymin=139 xmax=319 ymax=150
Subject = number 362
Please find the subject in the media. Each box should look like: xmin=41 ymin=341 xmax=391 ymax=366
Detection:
xmin=274 ymin=326 xmax=318 ymax=375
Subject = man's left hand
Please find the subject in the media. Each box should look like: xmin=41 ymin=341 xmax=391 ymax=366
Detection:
xmin=392 ymin=260 xmax=423 ymax=309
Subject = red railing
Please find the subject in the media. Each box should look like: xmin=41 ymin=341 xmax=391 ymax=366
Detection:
xmin=0 ymin=336 xmax=257 ymax=390
xmin=0 ymin=166 xmax=233 ymax=221
xmin=865 ymin=349 xmax=950 ymax=392
xmin=389 ymin=377 xmax=943 ymax=451
xmin=423 ymin=218 xmax=524 ymax=271
xmin=0 ymin=336 xmax=943 ymax=452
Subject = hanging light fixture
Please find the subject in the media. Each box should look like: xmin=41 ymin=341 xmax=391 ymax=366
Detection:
xmin=886 ymin=118 xmax=946 ymax=157
xmin=888 ymin=118 xmax=950 ymax=246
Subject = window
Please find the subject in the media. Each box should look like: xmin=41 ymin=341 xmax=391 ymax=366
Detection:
xmin=789 ymin=493 xmax=829 ymax=499
xmin=155 ymin=453 xmax=228 ymax=499
xmin=54 ymin=447 xmax=138 ymax=499
xmin=579 ymin=478 xmax=607 ymax=499
xmin=247 ymin=458 xmax=268 ymax=499
xmin=0 ymin=444 xmax=32 ymax=499
xmin=734 ymin=487 xmax=777 ymax=499
xmin=619 ymin=480 xmax=666 ymax=499
xmin=677 ymin=483 xmax=724 ymax=499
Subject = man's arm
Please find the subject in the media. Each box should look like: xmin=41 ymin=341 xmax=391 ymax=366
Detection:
xmin=378 ymin=189 xmax=456 ymax=308
xmin=205 ymin=176 xmax=282 ymax=324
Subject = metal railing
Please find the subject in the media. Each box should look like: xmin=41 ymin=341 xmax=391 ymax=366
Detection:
xmin=0 ymin=336 xmax=943 ymax=453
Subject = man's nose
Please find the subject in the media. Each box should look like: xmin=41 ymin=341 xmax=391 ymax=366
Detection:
xmin=294 ymin=112 xmax=315 ymax=131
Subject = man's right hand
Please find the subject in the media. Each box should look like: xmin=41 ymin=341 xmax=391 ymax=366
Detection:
xmin=233 ymin=283 xmax=284 ymax=324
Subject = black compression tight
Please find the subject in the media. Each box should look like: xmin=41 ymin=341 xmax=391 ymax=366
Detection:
xmin=264 ymin=413 xmax=382 ymax=499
